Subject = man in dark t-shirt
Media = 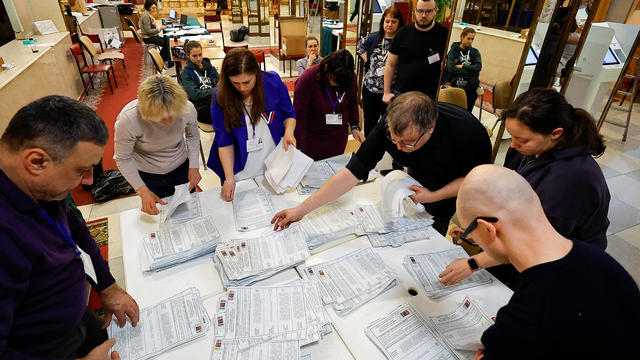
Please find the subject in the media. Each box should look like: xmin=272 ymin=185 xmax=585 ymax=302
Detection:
xmin=454 ymin=165 xmax=640 ymax=359
xmin=383 ymin=0 xmax=448 ymax=103
xmin=271 ymin=92 xmax=491 ymax=235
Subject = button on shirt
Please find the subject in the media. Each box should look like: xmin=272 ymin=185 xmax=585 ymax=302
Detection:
xmin=0 ymin=169 xmax=114 ymax=358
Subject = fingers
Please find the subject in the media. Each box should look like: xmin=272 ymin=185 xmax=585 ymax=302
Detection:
xmin=114 ymin=309 xmax=127 ymax=328
xmin=157 ymin=198 xmax=168 ymax=205
xmin=102 ymin=312 xmax=113 ymax=329
xmin=271 ymin=211 xmax=284 ymax=224
xmin=188 ymin=182 xmax=196 ymax=191
xmin=408 ymin=185 xmax=420 ymax=191
xmin=283 ymin=141 xmax=289 ymax=151
xmin=128 ymin=298 xmax=140 ymax=327
xmin=112 ymin=350 xmax=121 ymax=360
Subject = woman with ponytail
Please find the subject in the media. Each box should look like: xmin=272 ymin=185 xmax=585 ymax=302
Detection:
xmin=439 ymin=88 xmax=610 ymax=289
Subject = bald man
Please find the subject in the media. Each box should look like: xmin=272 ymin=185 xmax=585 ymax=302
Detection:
xmin=455 ymin=165 xmax=639 ymax=359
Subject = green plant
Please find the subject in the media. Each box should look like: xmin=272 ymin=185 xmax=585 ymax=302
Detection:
xmin=435 ymin=0 xmax=452 ymax=22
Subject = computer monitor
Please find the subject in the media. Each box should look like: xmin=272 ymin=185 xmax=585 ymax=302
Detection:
xmin=169 ymin=9 xmax=176 ymax=19
xmin=180 ymin=14 xmax=188 ymax=25
xmin=525 ymin=47 xmax=538 ymax=66
xmin=602 ymin=47 xmax=619 ymax=65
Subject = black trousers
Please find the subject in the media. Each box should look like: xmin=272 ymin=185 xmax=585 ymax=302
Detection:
xmin=139 ymin=159 xmax=190 ymax=198
xmin=196 ymin=106 xmax=212 ymax=125
xmin=143 ymin=35 xmax=169 ymax=63
xmin=50 ymin=308 xmax=107 ymax=358
xmin=461 ymin=77 xmax=480 ymax=113
xmin=362 ymin=87 xmax=388 ymax=137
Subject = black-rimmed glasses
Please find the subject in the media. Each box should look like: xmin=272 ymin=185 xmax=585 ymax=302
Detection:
xmin=458 ymin=216 xmax=498 ymax=246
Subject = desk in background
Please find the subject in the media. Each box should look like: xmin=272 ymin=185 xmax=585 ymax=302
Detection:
xmin=169 ymin=38 xmax=225 ymax=76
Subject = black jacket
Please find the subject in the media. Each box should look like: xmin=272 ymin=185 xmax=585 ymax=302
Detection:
xmin=179 ymin=58 xmax=219 ymax=115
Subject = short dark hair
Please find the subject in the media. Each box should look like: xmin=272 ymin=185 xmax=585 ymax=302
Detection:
xmin=305 ymin=36 xmax=319 ymax=47
xmin=144 ymin=0 xmax=157 ymax=11
xmin=1 ymin=95 xmax=109 ymax=162
xmin=386 ymin=91 xmax=438 ymax=135
xmin=184 ymin=40 xmax=202 ymax=55
xmin=317 ymin=49 xmax=355 ymax=92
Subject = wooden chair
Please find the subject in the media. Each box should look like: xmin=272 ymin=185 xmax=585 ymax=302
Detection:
xmin=70 ymin=43 xmax=116 ymax=94
xmin=79 ymin=35 xmax=126 ymax=72
xmin=251 ymin=50 xmax=266 ymax=71
xmin=129 ymin=26 xmax=156 ymax=65
xmin=124 ymin=16 xmax=137 ymax=30
xmin=148 ymin=47 xmax=165 ymax=73
xmin=437 ymin=87 xmax=467 ymax=109
xmin=224 ymin=44 xmax=248 ymax=53
xmin=204 ymin=14 xmax=223 ymax=34
xmin=490 ymin=80 xmax=513 ymax=162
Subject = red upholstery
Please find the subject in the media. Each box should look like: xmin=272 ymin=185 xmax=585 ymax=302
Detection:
xmin=82 ymin=63 xmax=113 ymax=73
xmin=224 ymin=45 xmax=248 ymax=53
xmin=251 ymin=50 xmax=264 ymax=63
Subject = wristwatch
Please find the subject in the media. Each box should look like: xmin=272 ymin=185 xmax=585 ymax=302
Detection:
xmin=467 ymin=257 xmax=479 ymax=271
xmin=351 ymin=125 xmax=361 ymax=132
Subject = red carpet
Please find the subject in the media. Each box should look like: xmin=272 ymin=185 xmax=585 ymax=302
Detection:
xmin=72 ymin=38 xmax=144 ymax=206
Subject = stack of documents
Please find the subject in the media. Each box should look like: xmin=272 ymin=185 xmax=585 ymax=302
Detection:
xmin=299 ymin=203 xmax=360 ymax=249
xmin=403 ymin=248 xmax=493 ymax=299
xmin=264 ymin=140 xmax=313 ymax=194
xmin=381 ymin=170 xmax=422 ymax=218
xmin=213 ymin=226 xmax=310 ymax=286
xmin=352 ymin=201 xmax=433 ymax=247
xmin=210 ymin=281 xmax=331 ymax=359
xmin=159 ymin=183 xmax=200 ymax=225
xmin=108 ymin=287 xmax=210 ymax=360
xmin=232 ymin=187 xmax=276 ymax=231
xmin=301 ymin=248 xmax=397 ymax=315
xmin=297 ymin=153 xmax=379 ymax=195
xmin=366 ymin=298 xmax=493 ymax=360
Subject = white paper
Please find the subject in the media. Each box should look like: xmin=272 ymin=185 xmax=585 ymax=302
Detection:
xmin=380 ymin=170 xmax=421 ymax=217
xmin=210 ymin=339 xmax=300 ymax=360
xmin=264 ymin=140 xmax=313 ymax=194
xmin=232 ymin=187 xmax=275 ymax=231
xmin=428 ymin=297 xmax=493 ymax=352
xmin=299 ymin=204 xmax=359 ymax=249
xmin=34 ymin=20 xmax=58 ymax=35
xmin=160 ymin=183 xmax=192 ymax=224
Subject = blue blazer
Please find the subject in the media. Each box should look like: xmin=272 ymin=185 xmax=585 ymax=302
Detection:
xmin=207 ymin=71 xmax=295 ymax=181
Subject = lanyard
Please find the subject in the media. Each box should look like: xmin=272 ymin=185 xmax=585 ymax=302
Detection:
xmin=38 ymin=208 xmax=81 ymax=257
xmin=242 ymin=105 xmax=256 ymax=138
xmin=325 ymin=88 xmax=345 ymax=113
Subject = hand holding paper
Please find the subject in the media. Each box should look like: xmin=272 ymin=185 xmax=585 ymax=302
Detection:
xmin=380 ymin=170 xmax=421 ymax=217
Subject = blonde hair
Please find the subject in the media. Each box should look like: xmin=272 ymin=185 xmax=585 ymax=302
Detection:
xmin=137 ymin=74 xmax=189 ymax=121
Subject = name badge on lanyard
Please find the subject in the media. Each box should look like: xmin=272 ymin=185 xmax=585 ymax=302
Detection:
xmin=427 ymin=48 xmax=440 ymax=64
xmin=244 ymin=106 xmax=264 ymax=152
xmin=325 ymin=89 xmax=345 ymax=125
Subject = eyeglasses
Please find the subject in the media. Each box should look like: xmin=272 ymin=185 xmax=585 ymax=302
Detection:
xmin=386 ymin=129 xmax=427 ymax=149
xmin=415 ymin=8 xmax=437 ymax=15
xmin=458 ymin=216 xmax=498 ymax=246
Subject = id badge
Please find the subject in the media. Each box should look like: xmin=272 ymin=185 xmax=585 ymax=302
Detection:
xmin=325 ymin=113 xmax=343 ymax=125
xmin=428 ymin=52 xmax=441 ymax=64
xmin=246 ymin=138 xmax=264 ymax=152
xmin=78 ymin=248 xmax=97 ymax=283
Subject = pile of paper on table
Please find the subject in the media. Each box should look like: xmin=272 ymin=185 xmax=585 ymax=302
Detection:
xmin=232 ymin=187 xmax=276 ymax=231
xmin=213 ymin=226 xmax=310 ymax=287
xmin=264 ymin=140 xmax=313 ymax=194
xmin=108 ymin=287 xmax=210 ymax=360
xmin=297 ymin=153 xmax=380 ymax=195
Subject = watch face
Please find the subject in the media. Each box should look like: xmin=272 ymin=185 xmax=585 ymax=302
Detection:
xmin=468 ymin=257 xmax=479 ymax=270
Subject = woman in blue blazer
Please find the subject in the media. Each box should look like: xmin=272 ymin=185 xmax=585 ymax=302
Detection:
xmin=207 ymin=48 xmax=296 ymax=201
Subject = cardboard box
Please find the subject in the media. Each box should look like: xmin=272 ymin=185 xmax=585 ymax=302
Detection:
xmin=282 ymin=35 xmax=306 ymax=57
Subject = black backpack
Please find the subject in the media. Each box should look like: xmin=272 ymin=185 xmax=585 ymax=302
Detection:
xmin=230 ymin=26 xmax=249 ymax=42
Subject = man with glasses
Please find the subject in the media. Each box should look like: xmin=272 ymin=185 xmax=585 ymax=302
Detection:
xmin=453 ymin=165 xmax=639 ymax=359
xmin=272 ymin=91 xmax=491 ymax=235
xmin=296 ymin=37 xmax=323 ymax=76
xmin=382 ymin=0 xmax=448 ymax=103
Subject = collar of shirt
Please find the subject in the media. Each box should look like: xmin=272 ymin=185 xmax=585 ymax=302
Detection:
xmin=0 ymin=168 xmax=40 ymax=213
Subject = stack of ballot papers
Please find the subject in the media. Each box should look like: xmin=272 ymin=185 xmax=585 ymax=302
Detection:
xmin=264 ymin=140 xmax=313 ymax=194
xmin=299 ymin=203 xmax=360 ymax=249
xmin=381 ymin=170 xmax=423 ymax=218
xmin=297 ymin=153 xmax=380 ymax=195
xmin=210 ymin=281 xmax=331 ymax=360
xmin=301 ymin=248 xmax=397 ymax=316
xmin=403 ymin=247 xmax=493 ymax=299
xmin=213 ymin=226 xmax=310 ymax=286
xmin=159 ymin=183 xmax=200 ymax=225
xmin=232 ymin=187 xmax=276 ymax=231
xmin=365 ymin=298 xmax=493 ymax=360
xmin=108 ymin=287 xmax=210 ymax=360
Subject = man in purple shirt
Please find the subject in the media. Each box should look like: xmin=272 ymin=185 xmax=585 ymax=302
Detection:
xmin=0 ymin=96 xmax=139 ymax=360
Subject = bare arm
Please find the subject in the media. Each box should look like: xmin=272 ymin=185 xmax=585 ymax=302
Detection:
xmin=439 ymin=251 xmax=504 ymax=286
xmin=282 ymin=117 xmax=297 ymax=150
xmin=409 ymin=177 xmax=464 ymax=204
xmin=382 ymin=52 xmax=399 ymax=104
xmin=218 ymin=145 xmax=236 ymax=201
xmin=271 ymin=168 xmax=360 ymax=230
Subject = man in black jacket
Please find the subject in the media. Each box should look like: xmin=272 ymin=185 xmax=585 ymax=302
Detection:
xmin=179 ymin=41 xmax=220 ymax=124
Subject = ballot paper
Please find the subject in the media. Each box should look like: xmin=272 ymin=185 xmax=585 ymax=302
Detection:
xmin=232 ymin=187 xmax=275 ymax=231
xmin=301 ymin=248 xmax=397 ymax=316
xmin=297 ymin=153 xmax=379 ymax=195
xmin=365 ymin=303 xmax=459 ymax=360
xmin=34 ymin=20 xmax=58 ymax=35
xmin=381 ymin=170 xmax=422 ymax=218
xmin=108 ymin=287 xmax=210 ymax=360
xmin=264 ymin=140 xmax=313 ymax=194
xmin=139 ymin=215 xmax=220 ymax=272
xmin=352 ymin=202 xmax=433 ymax=247
xmin=210 ymin=339 xmax=300 ymax=360
xmin=299 ymin=203 xmax=359 ymax=249
xmin=213 ymin=226 xmax=310 ymax=286
xmin=403 ymin=248 xmax=493 ymax=299
xmin=159 ymin=183 xmax=193 ymax=224
xmin=429 ymin=297 xmax=494 ymax=353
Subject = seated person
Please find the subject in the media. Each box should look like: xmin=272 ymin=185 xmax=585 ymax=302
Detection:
xmin=294 ymin=49 xmax=364 ymax=161
xmin=115 ymin=74 xmax=201 ymax=215
xmin=273 ymin=91 xmax=492 ymax=235
xmin=445 ymin=27 xmax=482 ymax=112
xmin=455 ymin=165 xmax=639 ymax=359
xmin=139 ymin=0 xmax=169 ymax=62
xmin=0 ymin=95 xmax=139 ymax=359
xmin=180 ymin=40 xmax=220 ymax=124
xmin=296 ymin=37 xmax=323 ymax=76
xmin=440 ymin=88 xmax=610 ymax=288
xmin=208 ymin=48 xmax=296 ymax=201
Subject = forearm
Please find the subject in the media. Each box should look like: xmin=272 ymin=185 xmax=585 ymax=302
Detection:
xmin=297 ymin=169 xmax=359 ymax=215
xmin=383 ymin=62 xmax=395 ymax=94
xmin=283 ymin=117 xmax=296 ymax=136
xmin=115 ymin=157 xmax=145 ymax=191
xmin=218 ymin=145 xmax=235 ymax=181
xmin=431 ymin=177 xmax=465 ymax=202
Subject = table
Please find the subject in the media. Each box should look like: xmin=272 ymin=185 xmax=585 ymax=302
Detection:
xmin=120 ymin=177 xmax=514 ymax=359
xmin=169 ymin=38 xmax=225 ymax=76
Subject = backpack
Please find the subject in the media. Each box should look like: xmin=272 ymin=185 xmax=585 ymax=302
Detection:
xmin=230 ymin=26 xmax=249 ymax=42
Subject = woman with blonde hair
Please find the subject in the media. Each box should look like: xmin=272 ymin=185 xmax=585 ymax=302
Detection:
xmin=115 ymin=74 xmax=201 ymax=215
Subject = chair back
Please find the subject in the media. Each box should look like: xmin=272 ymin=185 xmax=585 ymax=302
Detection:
xmin=204 ymin=15 xmax=221 ymax=23
xmin=148 ymin=47 xmax=165 ymax=73
xmin=70 ymin=43 xmax=86 ymax=66
xmin=79 ymin=35 xmax=99 ymax=58
xmin=130 ymin=26 xmax=143 ymax=44
xmin=438 ymin=87 xmax=467 ymax=109
xmin=224 ymin=44 xmax=248 ymax=53
xmin=124 ymin=17 xmax=137 ymax=30
xmin=493 ymin=80 xmax=512 ymax=111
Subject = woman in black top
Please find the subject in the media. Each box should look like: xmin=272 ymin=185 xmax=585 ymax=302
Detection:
xmin=440 ymin=88 xmax=610 ymax=288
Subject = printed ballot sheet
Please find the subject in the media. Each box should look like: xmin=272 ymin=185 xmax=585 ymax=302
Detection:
xmin=365 ymin=304 xmax=459 ymax=360
xmin=301 ymin=248 xmax=397 ymax=315
xmin=404 ymin=248 xmax=493 ymax=299
xmin=428 ymin=297 xmax=494 ymax=353
xmin=214 ymin=226 xmax=310 ymax=286
xmin=232 ymin=187 xmax=276 ymax=231
xmin=264 ymin=140 xmax=313 ymax=194
xmin=351 ymin=203 xmax=433 ymax=247
xmin=298 ymin=153 xmax=379 ymax=195
xmin=299 ymin=203 xmax=359 ymax=249
xmin=108 ymin=288 xmax=210 ymax=360
xmin=380 ymin=170 xmax=421 ymax=218
xmin=159 ymin=184 xmax=201 ymax=225
xmin=210 ymin=339 xmax=300 ymax=360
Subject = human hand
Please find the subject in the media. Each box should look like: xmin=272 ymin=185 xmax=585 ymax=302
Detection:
xmin=473 ymin=348 xmax=484 ymax=360
xmin=282 ymin=132 xmax=297 ymax=151
xmin=221 ymin=178 xmax=236 ymax=201
xmin=77 ymin=338 xmax=120 ymax=360
xmin=456 ymin=64 xmax=463 ymax=69
xmin=352 ymin=129 xmax=365 ymax=143
xmin=382 ymin=92 xmax=395 ymax=104
xmin=99 ymin=283 xmax=139 ymax=329
xmin=271 ymin=207 xmax=305 ymax=231
xmin=360 ymin=53 xmax=368 ymax=63
xmin=309 ymin=52 xmax=317 ymax=62
xmin=160 ymin=25 xmax=166 ymax=30
xmin=408 ymin=185 xmax=436 ymax=203
xmin=439 ymin=258 xmax=473 ymax=286
xmin=449 ymin=226 xmax=464 ymax=245
xmin=187 ymin=168 xmax=201 ymax=191
xmin=137 ymin=186 xmax=167 ymax=215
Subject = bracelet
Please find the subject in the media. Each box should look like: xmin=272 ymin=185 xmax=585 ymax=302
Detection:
xmin=351 ymin=125 xmax=361 ymax=131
